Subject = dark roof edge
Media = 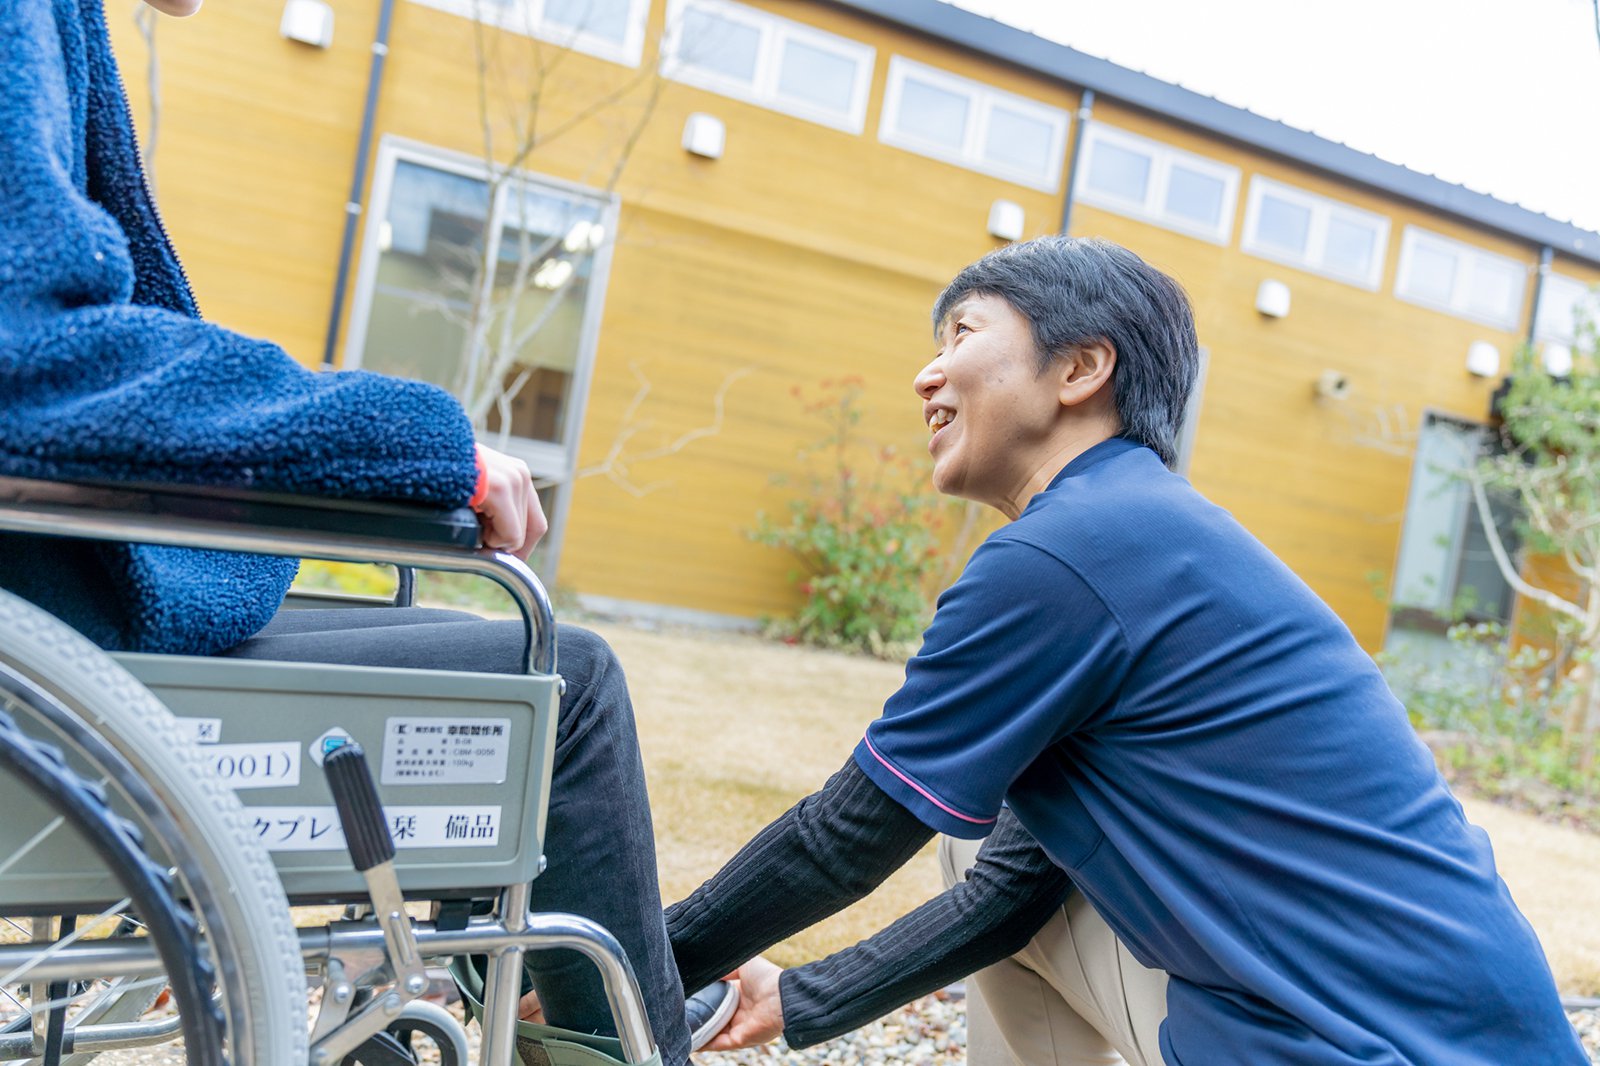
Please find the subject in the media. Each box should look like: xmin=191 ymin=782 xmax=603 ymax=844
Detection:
xmin=826 ymin=0 xmax=1600 ymax=266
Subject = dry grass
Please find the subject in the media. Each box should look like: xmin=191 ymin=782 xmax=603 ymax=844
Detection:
xmin=594 ymin=620 xmax=1600 ymax=994
xmin=594 ymin=620 xmax=940 ymax=970
xmin=1460 ymin=796 xmax=1600 ymax=995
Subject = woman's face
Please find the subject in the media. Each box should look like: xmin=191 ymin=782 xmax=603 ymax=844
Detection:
xmin=143 ymin=0 xmax=203 ymax=16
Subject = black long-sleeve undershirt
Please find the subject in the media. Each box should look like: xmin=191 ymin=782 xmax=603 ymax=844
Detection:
xmin=665 ymin=758 xmax=1074 ymax=1049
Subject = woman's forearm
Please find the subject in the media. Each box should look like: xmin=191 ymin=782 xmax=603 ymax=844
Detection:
xmin=666 ymin=758 xmax=934 ymax=994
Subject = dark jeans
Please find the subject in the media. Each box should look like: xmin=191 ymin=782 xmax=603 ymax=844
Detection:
xmin=223 ymin=607 xmax=691 ymax=1065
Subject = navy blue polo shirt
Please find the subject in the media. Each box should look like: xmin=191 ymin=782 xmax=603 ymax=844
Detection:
xmin=855 ymin=437 xmax=1581 ymax=1066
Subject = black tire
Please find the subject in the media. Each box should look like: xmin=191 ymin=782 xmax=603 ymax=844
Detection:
xmin=0 ymin=706 xmax=223 ymax=1065
xmin=0 ymin=590 xmax=307 ymax=1064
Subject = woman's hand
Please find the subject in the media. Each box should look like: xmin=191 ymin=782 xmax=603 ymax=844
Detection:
xmin=472 ymin=444 xmax=548 ymax=559
xmin=701 ymin=957 xmax=785 ymax=1051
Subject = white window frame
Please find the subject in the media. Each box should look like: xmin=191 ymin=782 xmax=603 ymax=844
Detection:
xmin=878 ymin=56 xmax=1069 ymax=192
xmin=1394 ymin=226 xmax=1528 ymax=330
xmin=343 ymin=136 xmax=622 ymax=578
xmin=1533 ymin=271 xmax=1597 ymax=346
xmin=1075 ymin=123 xmax=1239 ymax=244
xmin=1240 ymin=176 xmax=1389 ymax=290
xmin=661 ymin=0 xmax=875 ymax=133
xmin=406 ymin=0 xmax=651 ymax=68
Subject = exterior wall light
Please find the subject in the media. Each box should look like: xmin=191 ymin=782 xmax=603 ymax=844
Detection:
xmin=987 ymin=200 xmax=1025 ymax=242
xmin=1255 ymin=279 xmax=1291 ymax=319
xmin=280 ymin=0 xmax=334 ymax=48
xmin=682 ymin=114 xmax=726 ymax=159
xmin=1465 ymin=341 xmax=1501 ymax=378
xmin=1543 ymin=342 xmax=1574 ymax=378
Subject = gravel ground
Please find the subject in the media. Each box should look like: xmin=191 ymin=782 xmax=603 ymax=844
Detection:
xmin=698 ymin=988 xmax=967 ymax=1065
xmin=63 ymin=993 xmax=1600 ymax=1063
xmin=1572 ymin=1008 xmax=1600 ymax=1063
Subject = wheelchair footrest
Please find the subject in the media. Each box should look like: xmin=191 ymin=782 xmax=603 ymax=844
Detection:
xmin=448 ymin=958 xmax=662 ymax=1066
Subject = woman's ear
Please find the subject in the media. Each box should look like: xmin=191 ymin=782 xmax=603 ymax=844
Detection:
xmin=1056 ymin=340 xmax=1117 ymax=409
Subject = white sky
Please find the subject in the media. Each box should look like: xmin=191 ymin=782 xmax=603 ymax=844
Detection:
xmin=944 ymin=0 xmax=1600 ymax=234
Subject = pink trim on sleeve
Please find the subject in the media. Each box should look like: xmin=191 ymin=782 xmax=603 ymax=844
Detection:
xmin=862 ymin=734 xmax=995 ymax=826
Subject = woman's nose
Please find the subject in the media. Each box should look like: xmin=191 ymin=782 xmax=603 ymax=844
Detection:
xmin=914 ymin=358 xmax=944 ymax=399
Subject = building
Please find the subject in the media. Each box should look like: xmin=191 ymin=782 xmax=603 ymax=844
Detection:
xmin=106 ymin=0 xmax=1600 ymax=650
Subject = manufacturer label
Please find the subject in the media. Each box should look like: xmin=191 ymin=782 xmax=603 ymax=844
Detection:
xmin=380 ymin=717 xmax=511 ymax=786
xmin=245 ymin=805 xmax=502 ymax=851
xmin=205 ymin=742 xmax=301 ymax=790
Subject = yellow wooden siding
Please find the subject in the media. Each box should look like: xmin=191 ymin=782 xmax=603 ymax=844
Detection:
xmin=106 ymin=1 xmax=1579 ymax=650
xmin=108 ymin=0 xmax=373 ymax=363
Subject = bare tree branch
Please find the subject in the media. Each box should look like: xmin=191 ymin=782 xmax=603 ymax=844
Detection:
xmin=568 ymin=364 xmax=752 ymax=496
xmin=1466 ymin=464 xmax=1586 ymax=626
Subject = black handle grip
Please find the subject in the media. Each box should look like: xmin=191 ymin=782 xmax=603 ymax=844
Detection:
xmin=323 ymin=743 xmax=395 ymax=872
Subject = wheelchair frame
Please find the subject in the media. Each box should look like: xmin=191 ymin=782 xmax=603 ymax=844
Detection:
xmin=0 ymin=474 xmax=659 ymax=1066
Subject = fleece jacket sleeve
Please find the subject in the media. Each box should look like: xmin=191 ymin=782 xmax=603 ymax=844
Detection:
xmin=0 ymin=0 xmax=478 ymax=504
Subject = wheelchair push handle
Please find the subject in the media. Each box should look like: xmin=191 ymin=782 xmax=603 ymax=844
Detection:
xmin=323 ymin=743 xmax=394 ymax=872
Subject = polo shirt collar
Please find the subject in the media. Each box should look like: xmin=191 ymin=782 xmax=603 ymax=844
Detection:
xmin=1042 ymin=435 xmax=1148 ymax=493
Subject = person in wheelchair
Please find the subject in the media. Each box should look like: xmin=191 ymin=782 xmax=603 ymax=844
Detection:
xmin=665 ymin=238 xmax=1588 ymax=1066
xmin=0 ymin=0 xmax=732 ymax=1062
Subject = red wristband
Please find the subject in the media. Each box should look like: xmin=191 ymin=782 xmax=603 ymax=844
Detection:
xmin=468 ymin=447 xmax=490 ymax=510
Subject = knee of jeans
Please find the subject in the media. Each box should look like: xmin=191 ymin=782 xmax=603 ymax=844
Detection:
xmin=552 ymin=624 xmax=637 ymax=737
xmin=555 ymin=624 xmax=622 ymax=686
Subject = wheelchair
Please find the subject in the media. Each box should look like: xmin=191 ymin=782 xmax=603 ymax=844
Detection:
xmin=0 ymin=473 xmax=660 ymax=1066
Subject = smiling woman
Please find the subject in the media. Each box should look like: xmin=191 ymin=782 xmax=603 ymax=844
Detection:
xmin=666 ymin=235 xmax=1585 ymax=1066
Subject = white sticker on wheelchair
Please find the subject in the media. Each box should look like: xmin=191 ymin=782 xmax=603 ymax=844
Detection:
xmin=245 ymin=805 xmax=502 ymax=851
xmin=180 ymin=717 xmax=223 ymax=744
xmin=204 ymin=742 xmax=302 ymax=789
xmin=380 ymin=716 xmax=511 ymax=786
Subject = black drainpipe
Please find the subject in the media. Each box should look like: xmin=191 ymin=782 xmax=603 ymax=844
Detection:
xmin=1526 ymin=245 xmax=1553 ymax=346
xmin=1058 ymin=89 xmax=1095 ymax=235
xmin=1491 ymin=245 xmax=1555 ymax=422
xmin=321 ymin=0 xmax=397 ymax=371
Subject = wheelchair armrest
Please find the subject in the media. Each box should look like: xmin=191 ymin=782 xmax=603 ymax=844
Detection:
xmin=0 ymin=473 xmax=555 ymax=674
xmin=0 ymin=475 xmax=480 ymax=550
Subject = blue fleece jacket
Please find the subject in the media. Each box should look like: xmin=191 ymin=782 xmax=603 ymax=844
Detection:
xmin=1 ymin=0 xmax=479 ymax=654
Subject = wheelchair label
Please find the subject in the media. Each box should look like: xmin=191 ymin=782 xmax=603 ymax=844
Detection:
xmin=380 ymin=716 xmax=511 ymax=786
xmin=206 ymin=742 xmax=302 ymax=789
xmin=246 ymin=805 xmax=502 ymax=850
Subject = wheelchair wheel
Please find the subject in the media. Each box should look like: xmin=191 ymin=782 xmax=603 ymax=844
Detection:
xmin=0 ymin=707 xmax=223 ymax=1066
xmin=0 ymin=590 xmax=308 ymax=1065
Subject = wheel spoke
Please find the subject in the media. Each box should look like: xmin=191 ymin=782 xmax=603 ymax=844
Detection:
xmin=0 ymin=899 xmax=131 ymax=988
xmin=26 ymin=974 xmax=168 ymax=1018
xmin=0 ymin=816 xmax=68 ymax=880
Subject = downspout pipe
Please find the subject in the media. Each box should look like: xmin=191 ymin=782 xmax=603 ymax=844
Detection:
xmin=321 ymin=0 xmax=397 ymax=371
xmin=1491 ymin=244 xmax=1556 ymax=422
xmin=1526 ymin=245 xmax=1554 ymax=347
xmin=1058 ymin=89 xmax=1095 ymax=235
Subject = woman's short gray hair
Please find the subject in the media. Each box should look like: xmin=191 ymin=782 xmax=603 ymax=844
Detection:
xmin=931 ymin=236 xmax=1199 ymax=468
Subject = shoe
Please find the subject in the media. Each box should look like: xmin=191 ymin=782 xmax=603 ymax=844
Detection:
xmin=686 ymin=980 xmax=739 ymax=1052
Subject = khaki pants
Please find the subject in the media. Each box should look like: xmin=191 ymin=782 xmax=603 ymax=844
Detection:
xmin=939 ymin=835 xmax=1169 ymax=1066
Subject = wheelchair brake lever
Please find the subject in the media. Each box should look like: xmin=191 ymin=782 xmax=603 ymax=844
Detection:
xmin=309 ymin=743 xmax=431 ymax=1066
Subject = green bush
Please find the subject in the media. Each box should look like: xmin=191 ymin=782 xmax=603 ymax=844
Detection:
xmin=293 ymin=559 xmax=521 ymax=616
xmin=1382 ymin=623 xmax=1599 ymax=815
xmin=753 ymin=379 xmax=949 ymax=657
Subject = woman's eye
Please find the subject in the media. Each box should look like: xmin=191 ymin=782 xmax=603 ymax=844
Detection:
xmin=954 ymin=322 xmax=971 ymax=336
